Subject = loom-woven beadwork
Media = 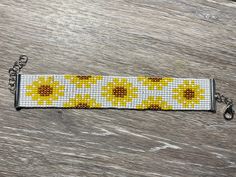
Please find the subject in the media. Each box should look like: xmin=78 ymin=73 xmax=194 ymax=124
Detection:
xmin=16 ymin=75 xmax=213 ymax=110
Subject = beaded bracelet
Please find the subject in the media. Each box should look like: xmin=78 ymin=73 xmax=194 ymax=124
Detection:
xmin=9 ymin=55 xmax=234 ymax=120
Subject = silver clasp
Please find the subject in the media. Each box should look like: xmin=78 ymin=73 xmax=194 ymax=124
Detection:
xmin=223 ymin=103 xmax=235 ymax=120
xmin=215 ymin=92 xmax=234 ymax=120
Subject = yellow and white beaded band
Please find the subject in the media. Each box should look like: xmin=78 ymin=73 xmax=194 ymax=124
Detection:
xmin=15 ymin=74 xmax=216 ymax=111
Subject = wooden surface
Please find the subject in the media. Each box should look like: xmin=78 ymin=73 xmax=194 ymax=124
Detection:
xmin=0 ymin=0 xmax=236 ymax=176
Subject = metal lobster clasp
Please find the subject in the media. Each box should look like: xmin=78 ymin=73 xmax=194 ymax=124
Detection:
xmin=223 ymin=103 xmax=235 ymax=120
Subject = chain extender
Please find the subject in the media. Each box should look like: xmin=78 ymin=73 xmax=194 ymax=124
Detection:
xmin=8 ymin=55 xmax=28 ymax=94
xmin=8 ymin=55 xmax=234 ymax=120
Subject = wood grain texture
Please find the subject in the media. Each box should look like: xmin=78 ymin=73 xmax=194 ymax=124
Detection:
xmin=0 ymin=0 xmax=236 ymax=176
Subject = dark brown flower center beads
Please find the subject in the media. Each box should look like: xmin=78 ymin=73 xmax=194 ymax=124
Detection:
xmin=148 ymin=104 xmax=161 ymax=110
xmin=76 ymin=103 xmax=90 ymax=108
xmin=112 ymin=86 xmax=127 ymax=98
xmin=38 ymin=85 xmax=53 ymax=96
xmin=148 ymin=77 xmax=162 ymax=82
xmin=183 ymin=88 xmax=195 ymax=100
xmin=76 ymin=76 xmax=92 ymax=80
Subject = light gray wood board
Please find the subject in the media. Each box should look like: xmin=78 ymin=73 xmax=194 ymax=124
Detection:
xmin=0 ymin=0 xmax=236 ymax=176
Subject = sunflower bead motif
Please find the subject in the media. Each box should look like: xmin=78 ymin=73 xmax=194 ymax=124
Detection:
xmin=101 ymin=78 xmax=138 ymax=107
xmin=63 ymin=94 xmax=101 ymax=108
xmin=136 ymin=96 xmax=172 ymax=110
xmin=65 ymin=75 xmax=102 ymax=88
xmin=138 ymin=77 xmax=173 ymax=90
xmin=26 ymin=76 xmax=65 ymax=105
xmin=172 ymin=80 xmax=205 ymax=108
